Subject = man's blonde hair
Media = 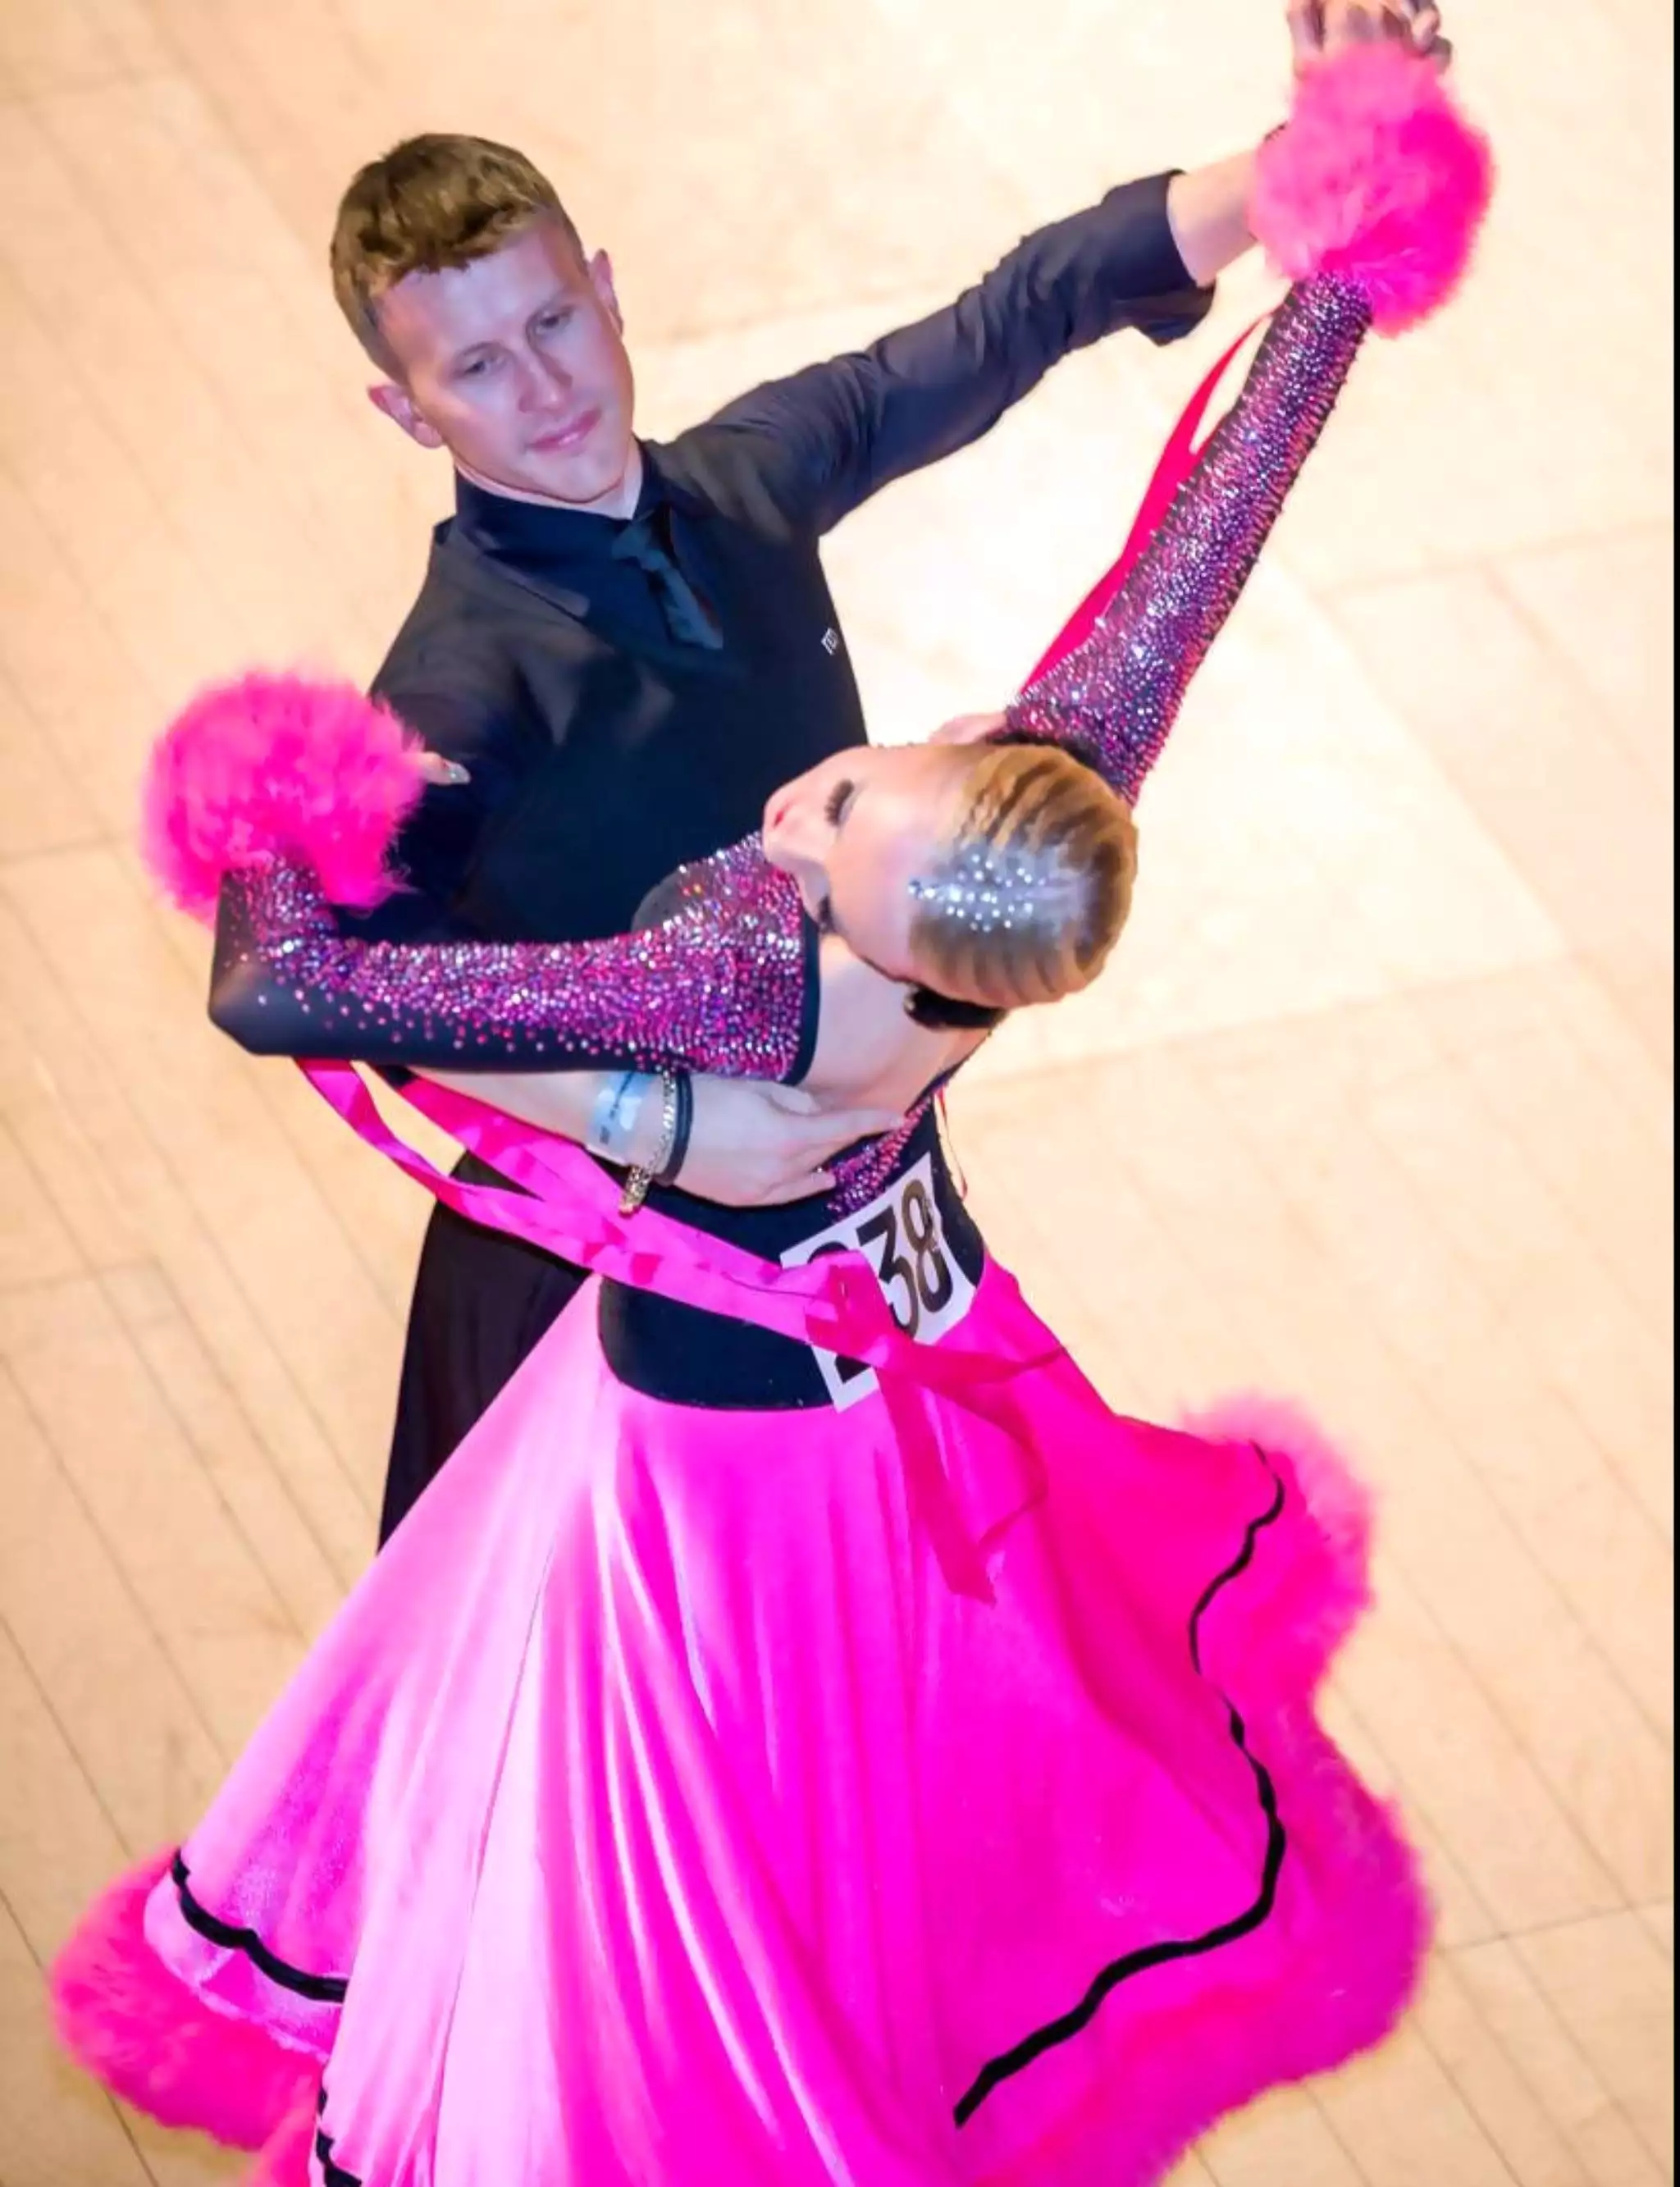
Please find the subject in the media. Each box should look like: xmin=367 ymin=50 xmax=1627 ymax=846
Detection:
xmin=330 ymin=134 xmax=582 ymax=368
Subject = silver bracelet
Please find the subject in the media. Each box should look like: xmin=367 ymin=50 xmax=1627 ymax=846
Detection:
xmin=588 ymin=1070 xmax=650 ymax=1161
xmin=619 ymin=1068 xmax=679 ymax=1216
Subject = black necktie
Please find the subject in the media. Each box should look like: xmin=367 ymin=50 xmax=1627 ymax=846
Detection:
xmin=610 ymin=509 xmax=724 ymax=650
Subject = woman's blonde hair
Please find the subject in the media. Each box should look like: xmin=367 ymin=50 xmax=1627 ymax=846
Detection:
xmin=906 ymin=741 xmax=1137 ymax=1014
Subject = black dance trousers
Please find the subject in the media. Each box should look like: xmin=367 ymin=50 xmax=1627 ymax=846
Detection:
xmin=377 ymin=1154 xmax=585 ymax=1546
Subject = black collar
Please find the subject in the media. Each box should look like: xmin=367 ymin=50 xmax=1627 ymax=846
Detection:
xmin=451 ymin=441 xmax=705 ymax=564
xmin=451 ymin=468 xmax=642 ymax=564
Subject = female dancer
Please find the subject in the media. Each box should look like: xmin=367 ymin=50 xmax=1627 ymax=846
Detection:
xmin=54 ymin=47 xmax=1491 ymax=2187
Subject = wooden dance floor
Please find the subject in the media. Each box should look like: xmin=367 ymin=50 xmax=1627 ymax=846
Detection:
xmin=0 ymin=1 xmax=1670 ymax=2180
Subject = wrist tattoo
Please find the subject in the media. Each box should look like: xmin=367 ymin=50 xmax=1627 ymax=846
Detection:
xmin=588 ymin=1069 xmax=650 ymax=1162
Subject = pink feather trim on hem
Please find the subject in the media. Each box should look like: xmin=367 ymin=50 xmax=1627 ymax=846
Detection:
xmin=141 ymin=671 xmax=422 ymax=926
xmin=244 ymin=2087 xmax=319 ymax=2187
xmin=998 ymin=1395 xmax=1429 ymax=2186
xmin=1076 ymin=1393 xmax=1428 ymax=2187
xmin=48 ymin=1851 xmax=319 ymax=2153
xmin=51 ymin=1401 xmax=1425 ymax=2187
xmin=1181 ymin=1390 xmax=1376 ymax=1705
xmin=1252 ymin=43 xmax=1495 ymax=332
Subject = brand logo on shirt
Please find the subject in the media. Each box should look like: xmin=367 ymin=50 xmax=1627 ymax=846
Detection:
xmin=820 ymin=627 xmax=841 ymax=655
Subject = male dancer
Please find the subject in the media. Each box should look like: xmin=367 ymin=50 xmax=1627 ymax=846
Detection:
xmin=327 ymin=0 xmax=1449 ymax=1540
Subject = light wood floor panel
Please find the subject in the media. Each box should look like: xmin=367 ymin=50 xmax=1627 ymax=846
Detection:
xmin=0 ymin=1896 xmax=159 ymax=2187
xmin=0 ymin=1361 xmax=230 ymax=1856
xmin=1515 ymin=1916 xmax=1675 ymax=2176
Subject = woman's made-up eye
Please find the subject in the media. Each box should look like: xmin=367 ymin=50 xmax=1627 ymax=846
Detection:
xmin=823 ymin=779 xmax=855 ymax=829
xmin=814 ymin=896 xmax=835 ymax=936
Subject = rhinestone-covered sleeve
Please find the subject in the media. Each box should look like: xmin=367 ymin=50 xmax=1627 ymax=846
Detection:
xmin=1005 ymin=277 xmax=1373 ymax=801
xmin=208 ymin=837 xmax=816 ymax=1082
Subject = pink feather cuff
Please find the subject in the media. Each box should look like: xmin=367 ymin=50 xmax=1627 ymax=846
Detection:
xmin=141 ymin=673 xmax=422 ymax=926
xmin=1251 ymin=44 xmax=1495 ymax=334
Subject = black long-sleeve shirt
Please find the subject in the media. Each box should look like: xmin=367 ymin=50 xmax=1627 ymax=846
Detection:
xmin=354 ymin=171 xmax=1211 ymax=961
xmin=217 ymin=266 xmax=1382 ymax=1425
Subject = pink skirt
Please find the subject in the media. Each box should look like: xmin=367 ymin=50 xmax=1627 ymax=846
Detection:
xmin=52 ymin=1075 xmax=1426 ymax=2185
xmin=54 ymin=1266 xmax=1422 ymax=2186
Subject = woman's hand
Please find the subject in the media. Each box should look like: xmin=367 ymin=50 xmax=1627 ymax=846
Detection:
xmin=1290 ymin=0 xmax=1453 ymax=75
xmin=928 ymin=711 xmax=1007 ymax=748
xmin=680 ymin=1080 xmax=904 ymax=1205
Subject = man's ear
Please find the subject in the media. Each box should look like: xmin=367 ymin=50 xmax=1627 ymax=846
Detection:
xmin=368 ymin=381 xmax=445 ymax=450
xmin=588 ymin=249 xmax=623 ymax=335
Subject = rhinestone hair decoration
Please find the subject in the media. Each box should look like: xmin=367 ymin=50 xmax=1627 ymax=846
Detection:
xmin=906 ymin=843 xmax=1064 ymax=935
xmin=218 ymin=834 xmax=811 ymax=1081
xmin=1005 ymin=277 xmax=1373 ymax=803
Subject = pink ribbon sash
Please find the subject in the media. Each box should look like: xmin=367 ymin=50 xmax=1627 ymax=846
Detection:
xmin=1022 ymin=311 xmax=1272 ymax=686
xmin=303 ymin=1062 xmax=1060 ymax=1602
